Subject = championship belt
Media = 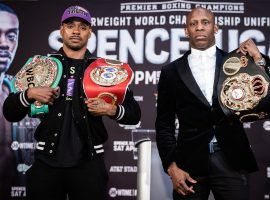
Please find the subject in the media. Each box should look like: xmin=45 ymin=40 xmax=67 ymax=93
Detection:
xmin=83 ymin=58 xmax=134 ymax=104
xmin=218 ymin=49 xmax=270 ymax=122
xmin=11 ymin=55 xmax=63 ymax=117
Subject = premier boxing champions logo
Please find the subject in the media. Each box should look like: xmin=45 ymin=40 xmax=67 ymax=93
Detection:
xmin=120 ymin=0 xmax=244 ymax=14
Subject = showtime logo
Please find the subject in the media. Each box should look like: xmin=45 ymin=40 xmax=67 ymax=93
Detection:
xmin=11 ymin=141 xmax=36 ymax=150
xmin=109 ymin=188 xmax=137 ymax=198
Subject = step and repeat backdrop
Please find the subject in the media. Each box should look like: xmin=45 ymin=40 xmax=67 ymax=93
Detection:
xmin=0 ymin=0 xmax=270 ymax=199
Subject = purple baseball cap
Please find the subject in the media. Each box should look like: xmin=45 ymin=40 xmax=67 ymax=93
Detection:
xmin=61 ymin=5 xmax=91 ymax=25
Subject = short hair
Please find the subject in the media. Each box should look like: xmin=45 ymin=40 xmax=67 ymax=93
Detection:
xmin=186 ymin=7 xmax=215 ymax=25
xmin=0 ymin=3 xmax=17 ymax=16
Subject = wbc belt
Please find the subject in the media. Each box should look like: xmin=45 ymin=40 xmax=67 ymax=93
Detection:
xmin=11 ymin=55 xmax=63 ymax=117
xmin=83 ymin=58 xmax=133 ymax=104
xmin=218 ymin=49 xmax=270 ymax=122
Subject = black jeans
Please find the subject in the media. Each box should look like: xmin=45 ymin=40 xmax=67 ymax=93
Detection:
xmin=26 ymin=156 xmax=108 ymax=200
xmin=173 ymin=151 xmax=249 ymax=200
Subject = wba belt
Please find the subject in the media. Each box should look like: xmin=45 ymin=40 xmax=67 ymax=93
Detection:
xmin=83 ymin=58 xmax=133 ymax=104
xmin=218 ymin=49 xmax=270 ymax=122
xmin=11 ymin=55 xmax=63 ymax=117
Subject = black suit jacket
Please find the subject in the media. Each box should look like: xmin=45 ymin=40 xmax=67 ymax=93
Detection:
xmin=155 ymin=48 xmax=258 ymax=176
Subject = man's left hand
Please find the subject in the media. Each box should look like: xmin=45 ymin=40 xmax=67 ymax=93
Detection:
xmin=237 ymin=38 xmax=263 ymax=64
xmin=85 ymin=97 xmax=117 ymax=117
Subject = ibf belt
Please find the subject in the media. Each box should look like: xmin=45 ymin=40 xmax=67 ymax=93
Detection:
xmin=218 ymin=50 xmax=270 ymax=122
xmin=83 ymin=58 xmax=133 ymax=104
xmin=11 ymin=55 xmax=63 ymax=117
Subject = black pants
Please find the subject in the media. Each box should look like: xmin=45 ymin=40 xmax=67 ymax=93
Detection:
xmin=173 ymin=151 xmax=249 ymax=200
xmin=26 ymin=156 xmax=108 ymax=200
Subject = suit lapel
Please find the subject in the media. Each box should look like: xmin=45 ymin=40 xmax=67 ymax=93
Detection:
xmin=212 ymin=48 xmax=227 ymax=100
xmin=175 ymin=48 xmax=227 ymax=107
xmin=175 ymin=52 xmax=210 ymax=107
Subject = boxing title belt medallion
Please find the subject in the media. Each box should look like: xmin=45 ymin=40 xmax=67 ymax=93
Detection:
xmin=11 ymin=55 xmax=63 ymax=117
xmin=83 ymin=58 xmax=134 ymax=104
xmin=218 ymin=49 xmax=270 ymax=122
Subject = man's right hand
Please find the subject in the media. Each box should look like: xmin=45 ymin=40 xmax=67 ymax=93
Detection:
xmin=27 ymin=86 xmax=59 ymax=105
xmin=167 ymin=162 xmax=197 ymax=196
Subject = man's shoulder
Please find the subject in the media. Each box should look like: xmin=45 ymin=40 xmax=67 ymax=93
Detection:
xmin=217 ymin=47 xmax=228 ymax=56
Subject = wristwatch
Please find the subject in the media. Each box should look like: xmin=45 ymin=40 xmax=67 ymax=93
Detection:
xmin=255 ymin=57 xmax=266 ymax=67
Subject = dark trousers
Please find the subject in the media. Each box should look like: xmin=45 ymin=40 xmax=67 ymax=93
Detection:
xmin=26 ymin=156 xmax=108 ymax=200
xmin=173 ymin=151 xmax=249 ymax=200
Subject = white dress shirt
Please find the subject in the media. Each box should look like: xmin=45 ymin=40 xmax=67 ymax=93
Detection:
xmin=188 ymin=45 xmax=216 ymax=105
xmin=188 ymin=45 xmax=217 ymax=143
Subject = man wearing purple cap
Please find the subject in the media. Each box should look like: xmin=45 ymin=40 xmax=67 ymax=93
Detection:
xmin=3 ymin=5 xmax=141 ymax=200
xmin=62 ymin=5 xmax=91 ymax=24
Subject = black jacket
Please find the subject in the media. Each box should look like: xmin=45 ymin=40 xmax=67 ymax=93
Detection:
xmin=155 ymin=48 xmax=259 ymax=176
xmin=3 ymin=49 xmax=141 ymax=158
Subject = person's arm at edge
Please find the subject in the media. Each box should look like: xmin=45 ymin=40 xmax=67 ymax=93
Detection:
xmin=155 ymin=66 xmax=178 ymax=173
xmin=110 ymin=88 xmax=141 ymax=125
xmin=3 ymin=89 xmax=32 ymax=122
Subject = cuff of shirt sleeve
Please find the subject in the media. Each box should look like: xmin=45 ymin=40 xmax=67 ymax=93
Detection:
xmin=19 ymin=89 xmax=32 ymax=107
xmin=162 ymin=149 xmax=178 ymax=174
xmin=114 ymin=105 xmax=125 ymax=121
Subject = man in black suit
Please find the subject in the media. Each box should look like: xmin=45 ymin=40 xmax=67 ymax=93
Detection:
xmin=155 ymin=7 xmax=269 ymax=200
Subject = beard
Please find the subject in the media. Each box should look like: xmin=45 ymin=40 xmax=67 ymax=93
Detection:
xmin=69 ymin=45 xmax=83 ymax=51
xmin=66 ymin=42 xmax=82 ymax=50
xmin=64 ymin=37 xmax=87 ymax=51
